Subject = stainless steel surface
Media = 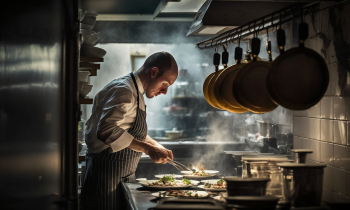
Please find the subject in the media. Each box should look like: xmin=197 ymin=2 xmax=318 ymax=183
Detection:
xmin=0 ymin=0 xmax=78 ymax=209
xmin=291 ymin=149 xmax=313 ymax=163
xmin=279 ymin=164 xmax=326 ymax=208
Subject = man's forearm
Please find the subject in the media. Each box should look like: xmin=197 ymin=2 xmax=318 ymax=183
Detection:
xmin=128 ymin=139 xmax=151 ymax=154
xmin=145 ymin=135 xmax=164 ymax=148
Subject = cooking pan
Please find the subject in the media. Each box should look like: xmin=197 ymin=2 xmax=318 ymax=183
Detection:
xmin=214 ymin=46 xmax=248 ymax=113
xmin=203 ymin=49 xmax=224 ymax=110
xmin=233 ymin=37 xmax=278 ymax=113
xmin=266 ymin=21 xmax=329 ymax=110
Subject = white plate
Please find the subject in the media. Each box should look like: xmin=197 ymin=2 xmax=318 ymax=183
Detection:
xmin=198 ymin=185 xmax=226 ymax=192
xmin=182 ymin=174 xmax=216 ymax=179
xmin=140 ymin=180 xmax=199 ymax=190
xmin=136 ymin=178 xmax=147 ymax=182
xmin=181 ymin=170 xmax=219 ymax=174
xmin=151 ymin=191 xmax=209 ymax=198
xmin=200 ymin=179 xmax=221 ymax=184
xmin=154 ymin=174 xmax=183 ymax=179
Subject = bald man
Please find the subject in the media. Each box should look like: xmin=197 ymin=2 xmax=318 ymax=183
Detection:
xmin=81 ymin=52 xmax=178 ymax=210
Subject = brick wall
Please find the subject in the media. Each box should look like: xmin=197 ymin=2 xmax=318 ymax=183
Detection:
xmin=293 ymin=2 xmax=350 ymax=203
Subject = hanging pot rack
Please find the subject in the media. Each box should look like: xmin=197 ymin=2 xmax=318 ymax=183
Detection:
xmin=195 ymin=1 xmax=341 ymax=50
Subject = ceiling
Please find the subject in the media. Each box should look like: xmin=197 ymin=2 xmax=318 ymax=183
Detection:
xmin=79 ymin=0 xmax=161 ymax=14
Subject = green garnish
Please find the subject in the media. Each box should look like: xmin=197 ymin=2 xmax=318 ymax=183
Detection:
xmin=160 ymin=175 xmax=175 ymax=183
xmin=217 ymin=179 xmax=225 ymax=184
xmin=182 ymin=178 xmax=192 ymax=185
xmin=186 ymin=191 xmax=193 ymax=196
xmin=204 ymin=183 xmax=211 ymax=188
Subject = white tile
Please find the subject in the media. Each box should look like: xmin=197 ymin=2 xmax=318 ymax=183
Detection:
xmin=294 ymin=110 xmax=308 ymax=117
xmin=346 ymin=171 xmax=350 ymax=197
xmin=293 ymin=136 xmax=301 ymax=149
xmin=334 ymin=120 xmax=347 ymax=145
xmin=322 ymin=188 xmax=333 ymax=202
xmin=334 ymin=167 xmax=347 ymax=195
xmin=301 ymin=137 xmax=310 ymax=149
xmin=308 ymin=118 xmax=321 ymax=140
xmin=348 ymin=122 xmax=350 ymax=146
xmin=309 ymin=140 xmax=321 ymax=162
xmin=327 ymin=63 xmax=337 ymax=96
xmin=308 ymin=102 xmax=321 ymax=118
xmin=293 ymin=117 xmax=302 ymax=137
xmin=321 ymin=97 xmax=334 ymax=119
xmin=321 ymin=142 xmax=334 ymax=166
xmin=333 ymin=192 xmax=350 ymax=203
xmin=293 ymin=103 xmax=320 ymax=118
xmin=324 ymin=166 xmax=334 ymax=190
xmin=334 ymin=97 xmax=347 ymax=120
xmin=334 ymin=144 xmax=350 ymax=171
xmin=321 ymin=119 xmax=334 ymax=142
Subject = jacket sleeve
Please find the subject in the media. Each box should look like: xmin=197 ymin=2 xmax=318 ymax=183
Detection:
xmin=97 ymin=86 xmax=135 ymax=152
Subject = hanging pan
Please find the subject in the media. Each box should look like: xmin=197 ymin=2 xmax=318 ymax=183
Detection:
xmin=214 ymin=44 xmax=248 ymax=113
xmin=203 ymin=47 xmax=224 ymax=110
xmin=267 ymin=15 xmax=329 ymax=110
xmin=232 ymin=30 xmax=278 ymax=114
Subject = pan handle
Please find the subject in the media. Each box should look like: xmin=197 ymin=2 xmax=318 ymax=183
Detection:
xmin=266 ymin=41 xmax=272 ymax=62
xmin=234 ymin=46 xmax=243 ymax=64
xmin=213 ymin=47 xmax=220 ymax=72
xmin=299 ymin=22 xmax=309 ymax=48
xmin=277 ymin=28 xmax=286 ymax=55
xmin=222 ymin=44 xmax=229 ymax=68
xmin=251 ymin=37 xmax=261 ymax=62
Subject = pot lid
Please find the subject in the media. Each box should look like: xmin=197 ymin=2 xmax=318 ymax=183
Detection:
xmin=291 ymin=149 xmax=313 ymax=153
xmin=277 ymin=163 xmax=326 ymax=168
xmin=226 ymin=195 xmax=279 ymax=202
xmin=224 ymin=177 xmax=270 ymax=182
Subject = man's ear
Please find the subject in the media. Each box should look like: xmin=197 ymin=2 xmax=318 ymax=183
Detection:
xmin=150 ymin=67 xmax=159 ymax=78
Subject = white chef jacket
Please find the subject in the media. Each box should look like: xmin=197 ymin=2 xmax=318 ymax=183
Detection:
xmin=85 ymin=72 xmax=146 ymax=153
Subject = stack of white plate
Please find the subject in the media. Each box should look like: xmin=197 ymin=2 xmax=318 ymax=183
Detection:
xmin=78 ymin=73 xmax=93 ymax=98
xmin=80 ymin=45 xmax=106 ymax=58
xmin=79 ymin=10 xmax=100 ymax=47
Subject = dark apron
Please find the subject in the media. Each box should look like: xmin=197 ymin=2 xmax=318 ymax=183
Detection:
xmin=80 ymin=73 xmax=147 ymax=210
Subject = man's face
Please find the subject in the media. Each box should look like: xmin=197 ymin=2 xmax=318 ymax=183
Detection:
xmin=145 ymin=68 xmax=178 ymax=99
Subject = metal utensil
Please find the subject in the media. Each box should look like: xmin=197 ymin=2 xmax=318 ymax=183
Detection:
xmin=167 ymin=158 xmax=192 ymax=171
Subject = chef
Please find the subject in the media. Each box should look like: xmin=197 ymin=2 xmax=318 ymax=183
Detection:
xmin=80 ymin=52 xmax=178 ymax=210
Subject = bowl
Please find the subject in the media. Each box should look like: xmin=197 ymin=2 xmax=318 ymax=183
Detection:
xmin=78 ymin=9 xmax=87 ymax=22
xmin=83 ymin=33 xmax=99 ymax=46
xmin=165 ymin=130 xmax=183 ymax=139
xmin=78 ymin=81 xmax=88 ymax=92
xmin=224 ymin=177 xmax=270 ymax=196
xmin=81 ymin=15 xmax=96 ymax=27
xmin=80 ymin=23 xmax=93 ymax=30
xmin=78 ymin=71 xmax=90 ymax=82
xmin=80 ymin=29 xmax=98 ymax=43
xmin=226 ymin=196 xmax=279 ymax=210
xmin=79 ymin=85 xmax=93 ymax=98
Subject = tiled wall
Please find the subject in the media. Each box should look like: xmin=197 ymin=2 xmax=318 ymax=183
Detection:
xmin=293 ymin=2 xmax=350 ymax=203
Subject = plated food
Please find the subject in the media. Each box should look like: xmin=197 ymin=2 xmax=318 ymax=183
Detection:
xmin=139 ymin=175 xmax=198 ymax=189
xmin=154 ymin=174 xmax=183 ymax=179
xmin=151 ymin=190 xmax=209 ymax=198
xmin=204 ymin=179 xmax=226 ymax=189
xmin=198 ymin=179 xmax=227 ymax=192
xmin=181 ymin=169 xmax=219 ymax=179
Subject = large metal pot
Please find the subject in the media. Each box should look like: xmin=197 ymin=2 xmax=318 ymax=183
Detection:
xmin=257 ymin=121 xmax=279 ymax=138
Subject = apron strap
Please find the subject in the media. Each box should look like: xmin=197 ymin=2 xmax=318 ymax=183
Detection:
xmin=130 ymin=73 xmax=140 ymax=108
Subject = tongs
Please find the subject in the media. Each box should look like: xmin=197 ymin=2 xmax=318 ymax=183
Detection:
xmin=167 ymin=158 xmax=192 ymax=172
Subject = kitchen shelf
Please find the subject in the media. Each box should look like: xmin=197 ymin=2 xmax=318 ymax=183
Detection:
xmin=79 ymin=98 xmax=93 ymax=104
xmin=80 ymin=56 xmax=104 ymax=62
xmin=196 ymin=2 xmax=319 ymax=49
xmin=80 ymin=62 xmax=100 ymax=69
xmin=79 ymin=155 xmax=85 ymax=163
xmin=79 ymin=68 xmax=97 ymax=76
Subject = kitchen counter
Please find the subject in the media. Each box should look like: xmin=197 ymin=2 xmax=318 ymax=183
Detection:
xmin=120 ymin=182 xmax=223 ymax=210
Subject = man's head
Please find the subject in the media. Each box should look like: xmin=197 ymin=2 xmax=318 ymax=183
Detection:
xmin=141 ymin=52 xmax=178 ymax=98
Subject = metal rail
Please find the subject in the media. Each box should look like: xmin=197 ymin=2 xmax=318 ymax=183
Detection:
xmin=196 ymin=1 xmax=348 ymax=50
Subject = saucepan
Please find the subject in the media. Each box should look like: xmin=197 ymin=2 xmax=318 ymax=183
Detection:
xmin=267 ymin=19 xmax=329 ymax=110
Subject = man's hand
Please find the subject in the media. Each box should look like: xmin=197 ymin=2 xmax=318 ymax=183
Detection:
xmin=145 ymin=144 xmax=173 ymax=164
